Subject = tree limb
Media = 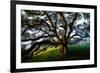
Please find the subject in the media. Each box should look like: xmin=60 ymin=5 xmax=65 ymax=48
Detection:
xmin=67 ymin=13 xmax=78 ymax=43
xmin=42 ymin=12 xmax=61 ymax=42
xmin=21 ymin=35 xmax=55 ymax=42
xmin=58 ymin=12 xmax=68 ymax=44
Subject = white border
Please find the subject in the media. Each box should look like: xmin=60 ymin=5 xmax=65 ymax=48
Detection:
xmin=16 ymin=4 xmax=94 ymax=69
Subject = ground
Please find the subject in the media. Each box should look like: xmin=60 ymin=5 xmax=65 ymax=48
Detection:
xmin=22 ymin=44 xmax=90 ymax=63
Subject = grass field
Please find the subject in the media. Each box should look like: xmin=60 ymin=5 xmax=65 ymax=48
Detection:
xmin=30 ymin=44 xmax=90 ymax=62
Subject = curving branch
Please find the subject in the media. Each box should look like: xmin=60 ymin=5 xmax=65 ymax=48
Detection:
xmin=21 ymin=35 xmax=55 ymax=42
xmin=45 ymin=12 xmax=62 ymax=43
xmin=57 ymin=12 xmax=68 ymax=45
xmin=67 ymin=13 xmax=78 ymax=43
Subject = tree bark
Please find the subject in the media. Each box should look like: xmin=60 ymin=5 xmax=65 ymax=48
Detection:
xmin=60 ymin=44 xmax=68 ymax=58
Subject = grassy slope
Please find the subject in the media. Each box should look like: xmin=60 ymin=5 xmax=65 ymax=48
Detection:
xmin=31 ymin=45 xmax=90 ymax=62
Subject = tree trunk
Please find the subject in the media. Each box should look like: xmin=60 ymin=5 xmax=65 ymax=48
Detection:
xmin=60 ymin=44 xmax=68 ymax=58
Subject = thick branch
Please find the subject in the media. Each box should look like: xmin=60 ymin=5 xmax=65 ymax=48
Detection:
xmin=58 ymin=12 xmax=68 ymax=44
xmin=68 ymin=32 xmax=85 ymax=43
xmin=21 ymin=35 xmax=55 ymax=42
xmin=67 ymin=13 xmax=78 ymax=43
xmin=24 ymin=39 xmax=62 ymax=55
xmin=41 ymin=19 xmax=53 ymax=31
xmin=40 ymin=27 xmax=53 ymax=37
xmin=58 ymin=12 xmax=67 ymax=30
xmin=45 ymin=12 xmax=62 ymax=42
xmin=45 ymin=12 xmax=55 ymax=29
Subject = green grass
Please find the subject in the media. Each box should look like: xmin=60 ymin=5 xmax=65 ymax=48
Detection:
xmin=32 ymin=47 xmax=61 ymax=62
xmin=68 ymin=44 xmax=90 ymax=56
xmin=30 ymin=44 xmax=90 ymax=62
